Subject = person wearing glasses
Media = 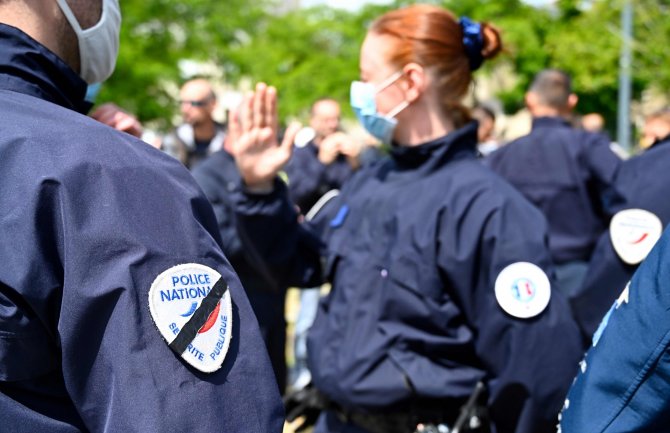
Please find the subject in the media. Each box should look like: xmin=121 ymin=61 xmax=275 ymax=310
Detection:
xmin=228 ymin=4 xmax=582 ymax=433
xmin=163 ymin=78 xmax=227 ymax=169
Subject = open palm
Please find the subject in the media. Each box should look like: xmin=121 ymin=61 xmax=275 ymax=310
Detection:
xmin=229 ymin=83 xmax=300 ymax=191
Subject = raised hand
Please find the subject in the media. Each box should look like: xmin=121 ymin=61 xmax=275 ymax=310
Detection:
xmin=89 ymin=103 xmax=143 ymax=139
xmin=229 ymin=83 xmax=300 ymax=191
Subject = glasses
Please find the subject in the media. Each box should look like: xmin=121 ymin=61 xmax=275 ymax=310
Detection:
xmin=179 ymin=97 xmax=212 ymax=108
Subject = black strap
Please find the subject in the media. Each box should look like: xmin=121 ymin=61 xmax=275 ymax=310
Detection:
xmin=169 ymin=277 xmax=228 ymax=355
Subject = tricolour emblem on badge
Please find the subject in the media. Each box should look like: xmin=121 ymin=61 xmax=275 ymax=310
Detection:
xmin=495 ymin=262 xmax=551 ymax=319
xmin=610 ymin=208 xmax=663 ymax=265
xmin=149 ymin=263 xmax=233 ymax=373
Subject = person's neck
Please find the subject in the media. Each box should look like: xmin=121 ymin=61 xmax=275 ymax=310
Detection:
xmin=1 ymin=7 xmax=73 ymax=68
xmin=193 ymin=120 xmax=217 ymax=142
xmin=530 ymin=105 xmax=566 ymax=119
xmin=394 ymin=104 xmax=454 ymax=147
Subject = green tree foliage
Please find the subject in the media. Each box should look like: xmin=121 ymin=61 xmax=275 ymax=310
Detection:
xmin=226 ymin=6 xmax=363 ymax=122
xmin=102 ymin=0 xmax=268 ymax=130
xmin=101 ymin=0 xmax=670 ymax=134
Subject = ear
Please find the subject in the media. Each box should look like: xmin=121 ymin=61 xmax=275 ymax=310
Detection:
xmin=525 ymin=92 xmax=538 ymax=111
xmin=401 ymin=63 xmax=426 ymax=103
xmin=567 ymin=93 xmax=578 ymax=110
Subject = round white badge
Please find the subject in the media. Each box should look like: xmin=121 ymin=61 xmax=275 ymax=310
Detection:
xmin=610 ymin=208 xmax=663 ymax=265
xmin=148 ymin=263 xmax=233 ymax=373
xmin=494 ymin=262 xmax=551 ymax=319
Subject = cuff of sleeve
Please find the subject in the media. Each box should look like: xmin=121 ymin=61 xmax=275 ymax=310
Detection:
xmin=232 ymin=177 xmax=295 ymax=217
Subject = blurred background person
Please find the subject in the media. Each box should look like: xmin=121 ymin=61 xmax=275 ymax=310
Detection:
xmin=639 ymin=107 xmax=670 ymax=151
xmin=162 ymin=78 xmax=226 ymax=169
xmin=486 ymin=69 xmax=622 ymax=297
xmin=285 ymin=98 xmax=361 ymax=214
xmin=471 ymin=104 xmax=501 ymax=156
xmin=581 ymin=111 xmax=628 ymax=159
xmin=581 ymin=112 xmax=605 ymax=134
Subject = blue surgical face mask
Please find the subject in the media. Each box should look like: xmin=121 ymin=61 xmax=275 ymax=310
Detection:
xmin=85 ymin=82 xmax=102 ymax=103
xmin=350 ymin=71 xmax=409 ymax=145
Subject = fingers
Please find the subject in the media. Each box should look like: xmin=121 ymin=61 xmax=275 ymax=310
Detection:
xmin=266 ymin=86 xmax=278 ymax=134
xmin=114 ymin=113 xmax=143 ymax=138
xmin=90 ymin=103 xmax=119 ymax=125
xmin=228 ymin=107 xmax=241 ymax=142
xmin=252 ymin=82 xmax=267 ymax=129
xmin=240 ymin=90 xmax=254 ymax=134
xmin=281 ymin=121 xmax=302 ymax=154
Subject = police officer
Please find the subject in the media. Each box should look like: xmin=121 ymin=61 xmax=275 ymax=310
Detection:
xmin=285 ymin=98 xmax=360 ymax=214
xmin=571 ymin=109 xmax=670 ymax=343
xmin=559 ymin=227 xmax=670 ymax=432
xmin=0 ymin=1 xmax=283 ymax=431
xmin=192 ymin=140 xmax=289 ymax=393
xmin=229 ymin=5 xmax=582 ymax=433
xmin=486 ymin=69 xmax=622 ymax=297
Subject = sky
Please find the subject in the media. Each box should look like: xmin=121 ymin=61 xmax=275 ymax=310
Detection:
xmin=300 ymin=0 xmax=553 ymax=10
xmin=300 ymin=0 xmax=393 ymax=10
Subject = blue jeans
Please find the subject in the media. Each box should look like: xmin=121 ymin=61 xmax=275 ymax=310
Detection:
xmin=291 ymin=287 xmax=320 ymax=389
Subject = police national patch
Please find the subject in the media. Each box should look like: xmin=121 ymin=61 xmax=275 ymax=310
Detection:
xmin=494 ymin=262 xmax=551 ymax=319
xmin=149 ymin=263 xmax=233 ymax=373
xmin=610 ymin=208 xmax=662 ymax=265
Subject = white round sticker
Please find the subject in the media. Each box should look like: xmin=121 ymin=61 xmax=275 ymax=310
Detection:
xmin=149 ymin=263 xmax=233 ymax=373
xmin=494 ymin=262 xmax=551 ymax=319
xmin=610 ymin=208 xmax=663 ymax=265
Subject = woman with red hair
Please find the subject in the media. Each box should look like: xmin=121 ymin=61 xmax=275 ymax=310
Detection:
xmin=230 ymin=4 xmax=582 ymax=433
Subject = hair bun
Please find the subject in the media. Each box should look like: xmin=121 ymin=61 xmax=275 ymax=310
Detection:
xmin=480 ymin=22 xmax=502 ymax=60
xmin=459 ymin=17 xmax=484 ymax=71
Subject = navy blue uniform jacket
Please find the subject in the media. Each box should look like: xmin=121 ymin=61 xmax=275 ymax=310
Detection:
xmin=485 ymin=117 xmax=621 ymax=264
xmin=233 ymin=123 xmax=583 ymax=433
xmin=571 ymin=137 xmax=670 ymax=341
xmin=560 ymin=226 xmax=670 ymax=432
xmin=0 ymin=24 xmax=283 ymax=432
xmin=285 ymin=140 xmax=354 ymax=213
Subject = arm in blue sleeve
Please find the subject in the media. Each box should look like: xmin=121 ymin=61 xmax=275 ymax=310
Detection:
xmin=57 ymin=154 xmax=284 ymax=432
xmin=438 ymin=187 xmax=583 ymax=433
xmin=583 ymin=133 xmax=624 ymax=217
xmin=233 ymin=178 xmax=326 ymax=289
xmin=561 ymin=229 xmax=670 ymax=433
xmin=285 ymin=146 xmax=328 ymax=213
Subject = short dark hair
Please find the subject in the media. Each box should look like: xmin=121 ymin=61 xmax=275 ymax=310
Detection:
xmin=647 ymin=107 xmax=670 ymax=123
xmin=472 ymin=104 xmax=496 ymax=122
xmin=529 ymin=69 xmax=572 ymax=109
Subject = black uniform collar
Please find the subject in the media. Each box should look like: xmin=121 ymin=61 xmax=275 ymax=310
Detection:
xmin=531 ymin=116 xmax=571 ymax=130
xmin=389 ymin=121 xmax=478 ymax=169
xmin=0 ymin=23 xmax=91 ymax=114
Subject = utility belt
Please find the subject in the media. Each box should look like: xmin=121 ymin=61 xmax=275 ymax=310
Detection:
xmin=333 ymin=382 xmax=490 ymax=433
xmin=285 ymin=382 xmax=489 ymax=433
xmin=334 ymin=406 xmax=457 ymax=433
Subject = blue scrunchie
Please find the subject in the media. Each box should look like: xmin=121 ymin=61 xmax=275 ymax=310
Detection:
xmin=459 ymin=16 xmax=484 ymax=71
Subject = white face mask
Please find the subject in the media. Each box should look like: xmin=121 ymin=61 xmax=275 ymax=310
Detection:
xmin=56 ymin=0 xmax=121 ymax=84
